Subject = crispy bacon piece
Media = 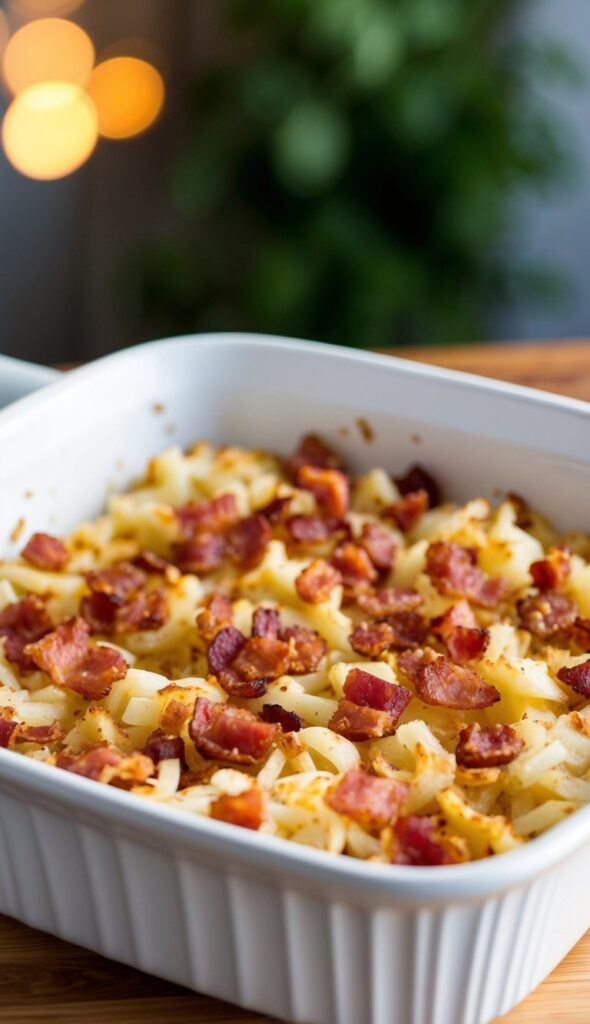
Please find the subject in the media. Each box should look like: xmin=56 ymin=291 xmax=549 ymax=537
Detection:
xmin=131 ymin=550 xmax=170 ymax=574
xmin=326 ymin=770 xmax=408 ymax=829
xmin=56 ymin=746 xmax=123 ymax=781
xmin=25 ymin=617 xmax=128 ymax=700
xmin=329 ymin=701 xmax=397 ymax=741
xmin=517 ymin=591 xmax=577 ymax=638
xmin=218 ymin=669 xmax=268 ymax=699
xmin=350 ymin=621 xmax=395 ymax=656
xmin=175 ymin=493 xmax=240 ymax=539
xmin=296 ymin=559 xmax=341 ymax=604
xmin=431 ymin=601 xmax=489 ymax=663
xmin=252 ymin=607 xmax=280 ymax=639
xmin=297 ymin=465 xmax=350 ymax=519
xmin=143 ymin=728 xmax=187 ymax=767
xmin=557 ymin=660 xmax=590 ymax=697
xmin=384 ymin=490 xmax=429 ymax=532
xmin=0 ymin=708 xmax=16 ymax=749
xmin=207 ymin=626 xmax=246 ymax=676
xmin=572 ymin=618 xmax=590 ymax=652
xmin=426 ymin=541 xmax=510 ymax=608
xmin=16 ymin=721 xmax=63 ymax=745
xmin=357 ymin=587 xmax=422 ymax=617
xmin=260 ymin=703 xmax=302 ymax=732
xmin=226 ymin=514 xmax=271 ymax=569
xmin=21 ymin=532 xmax=69 ymax=571
xmin=416 ymin=655 xmax=500 ymax=710
xmin=344 ymin=667 xmax=412 ymax=720
xmin=286 ymin=515 xmax=348 ymax=545
xmin=231 ymin=636 xmax=291 ymax=681
xmin=210 ymin=787 xmax=264 ymax=831
xmin=81 ymin=588 xmax=167 ymax=635
xmin=189 ymin=697 xmax=278 ymax=764
xmin=455 ymin=723 xmax=523 ymax=768
xmin=331 ymin=543 xmax=377 ymax=592
xmin=392 ymin=815 xmax=457 ymax=866
xmin=0 ymin=594 xmax=53 ymax=671
xmin=397 ymin=647 xmax=438 ymax=683
xmin=386 ymin=611 xmax=428 ymax=650
xmin=173 ymin=534 xmax=226 ymax=575
xmin=359 ymin=522 xmax=396 ymax=572
xmin=530 ymin=548 xmax=571 ymax=591
xmin=285 ymin=433 xmax=341 ymax=481
xmin=395 ymin=464 xmax=440 ymax=508
xmin=85 ymin=563 xmax=145 ymax=599
xmin=196 ymin=591 xmax=233 ymax=641
xmin=282 ymin=624 xmax=327 ymax=673
xmin=258 ymin=495 xmax=292 ymax=523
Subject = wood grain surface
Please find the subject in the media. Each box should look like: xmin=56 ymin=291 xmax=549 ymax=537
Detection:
xmin=2 ymin=339 xmax=589 ymax=1024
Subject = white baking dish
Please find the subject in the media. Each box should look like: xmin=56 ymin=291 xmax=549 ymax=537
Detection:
xmin=0 ymin=333 xmax=589 ymax=1024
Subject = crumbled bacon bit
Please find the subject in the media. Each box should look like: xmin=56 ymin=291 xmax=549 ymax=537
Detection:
xmin=175 ymin=493 xmax=240 ymax=539
xmin=326 ymin=770 xmax=408 ymax=829
xmin=0 ymin=708 xmax=16 ymax=748
xmin=357 ymin=587 xmax=423 ymax=617
xmin=25 ymin=617 xmax=128 ymax=700
xmin=81 ymin=588 xmax=167 ymax=635
xmin=282 ymin=624 xmax=327 ymax=673
xmin=416 ymin=655 xmax=500 ymax=710
xmin=297 ymin=466 xmax=350 ymax=519
xmin=210 ymin=787 xmax=264 ymax=830
xmin=359 ymin=522 xmax=396 ymax=571
xmin=131 ymin=550 xmax=170 ymax=574
xmin=231 ymin=636 xmax=291 ymax=681
xmin=56 ymin=746 xmax=123 ymax=781
xmin=196 ymin=591 xmax=233 ymax=641
xmin=173 ymin=534 xmax=227 ymax=575
xmin=143 ymin=728 xmax=187 ymax=767
xmin=226 ymin=514 xmax=271 ymax=569
xmin=350 ymin=621 xmax=395 ymax=657
xmin=385 ymin=611 xmax=428 ymax=650
xmin=455 ymin=723 xmax=523 ymax=768
xmin=431 ymin=601 xmax=489 ymax=663
xmin=329 ymin=700 xmax=397 ymax=741
xmin=16 ymin=721 xmax=63 ymax=745
xmin=395 ymin=465 xmax=440 ymax=508
xmin=517 ymin=591 xmax=577 ymax=638
xmin=530 ymin=548 xmax=571 ymax=591
xmin=218 ymin=669 xmax=268 ymax=699
xmin=296 ymin=559 xmax=341 ymax=604
xmin=384 ymin=490 xmax=429 ymax=532
xmin=260 ymin=703 xmax=302 ymax=732
xmin=572 ymin=618 xmax=590 ymax=652
xmin=85 ymin=562 xmax=146 ymax=599
xmin=286 ymin=515 xmax=349 ymax=545
xmin=207 ymin=626 xmax=246 ymax=676
xmin=557 ymin=660 xmax=590 ymax=697
xmin=189 ymin=697 xmax=278 ymax=764
xmin=0 ymin=594 xmax=53 ymax=672
xmin=258 ymin=495 xmax=292 ymax=524
xmin=426 ymin=541 xmax=510 ymax=608
xmin=285 ymin=433 xmax=341 ymax=481
xmin=331 ymin=542 xmax=377 ymax=592
xmin=252 ymin=607 xmax=280 ymax=639
xmin=392 ymin=815 xmax=456 ymax=866
xmin=344 ymin=667 xmax=413 ymax=720
xmin=397 ymin=647 xmax=438 ymax=683
xmin=21 ymin=532 xmax=69 ymax=571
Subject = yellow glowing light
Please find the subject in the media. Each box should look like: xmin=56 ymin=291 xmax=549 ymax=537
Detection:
xmin=9 ymin=0 xmax=84 ymax=17
xmin=87 ymin=57 xmax=164 ymax=139
xmin=2 ymin=81 xmax=98 ymax=180
xmin=3 ymin=18 xmax=94 ymax=95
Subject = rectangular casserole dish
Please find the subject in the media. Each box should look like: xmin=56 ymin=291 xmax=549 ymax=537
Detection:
xmin=0 ymin=332 xmax=589 ymax=1024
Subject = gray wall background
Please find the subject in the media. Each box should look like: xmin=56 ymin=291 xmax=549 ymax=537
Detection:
xmin=0 ymin=0 xmax=589 ymax=365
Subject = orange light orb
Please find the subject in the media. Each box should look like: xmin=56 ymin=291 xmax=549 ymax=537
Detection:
xmin=3 ymin=18 xmax=94 ymax=95
xmin=87 ymin=57 xmax=164 ymax=139
xmin=2 ymin=81 xmax=98 ymax=180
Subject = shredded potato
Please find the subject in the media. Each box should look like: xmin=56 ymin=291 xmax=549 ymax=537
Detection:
xmin=1 ymin=436 xmax=589 ymax=868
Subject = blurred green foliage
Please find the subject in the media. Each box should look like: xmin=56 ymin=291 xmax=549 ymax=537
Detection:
xmin=135 ymin=0 xmax=575 ymax=347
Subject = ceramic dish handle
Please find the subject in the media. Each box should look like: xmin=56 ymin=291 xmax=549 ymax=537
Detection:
xmin=0 ymin=354 xmax=60 ymax=408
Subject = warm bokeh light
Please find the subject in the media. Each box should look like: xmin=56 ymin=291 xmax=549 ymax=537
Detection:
xmin=2 ymin=81 xmax=98 ymax=180
xmin=8 ymin=0 xmax=84 ymax=17
xmin=87 ymin=57 xmax=164 ymax=139
xmin=3 ymin=18 xmax=94 ymax=95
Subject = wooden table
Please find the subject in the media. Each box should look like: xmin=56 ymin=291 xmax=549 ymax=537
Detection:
xmin=3 ymin=339 xmax=590 ymax=1024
